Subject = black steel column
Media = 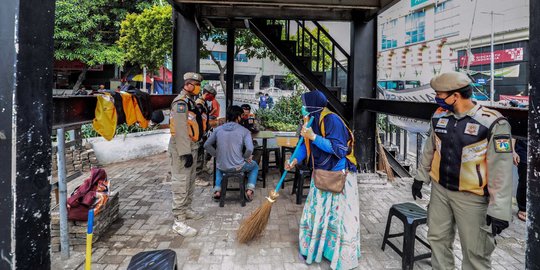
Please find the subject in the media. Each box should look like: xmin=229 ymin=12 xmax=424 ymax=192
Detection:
xmin=172 ymin=6 xmax=200 ymax=94
xmin=225 ymin=28 xmax=235 ymax=108
xmin=0 ymin=0 xmax=55 ymax=268
xmin=527 ymin=0 xmax=540 ymax=268
xmin=350 ymin=14 xmax=377 ymax=172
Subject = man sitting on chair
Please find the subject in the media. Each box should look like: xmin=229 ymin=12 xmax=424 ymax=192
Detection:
xmin=204 ymin=105 xmax=258 ymax=202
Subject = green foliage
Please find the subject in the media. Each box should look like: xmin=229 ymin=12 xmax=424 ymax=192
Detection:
xmin=54 ymin=0 xmax=125 ymax=67
xmin=256 ymin=89 xmax=307 ymax=131
xmin=81 ymin=123 xmax=158 ymax=139
xmin=118 ymin=5 xmax=173 ymax=72
xmin=201 ymin=29 xmax=276 ymax=62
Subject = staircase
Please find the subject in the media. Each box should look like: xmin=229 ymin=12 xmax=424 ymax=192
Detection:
xmin=248 ymin=19 xmax=350 ymax=118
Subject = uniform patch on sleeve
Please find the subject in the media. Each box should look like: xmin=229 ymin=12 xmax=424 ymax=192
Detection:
xmin=176 ymin=102 xmax=187 ymax=113
xmin=494 ymin=135 xmax=512 ymax=153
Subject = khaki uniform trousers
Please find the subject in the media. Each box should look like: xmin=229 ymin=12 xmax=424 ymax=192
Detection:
xmin=169 ymin=142 xmax=199 ymax=221
xmin=428 ymin=181 xmax=496 ymax=270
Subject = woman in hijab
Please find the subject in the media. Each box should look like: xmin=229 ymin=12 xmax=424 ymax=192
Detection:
xmin=284 ymin=90 xmax=360 ymax=270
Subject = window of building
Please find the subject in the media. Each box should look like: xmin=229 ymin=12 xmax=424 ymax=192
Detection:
xmin=381 ymin=19 xmax=398 ymax=50
xmin=405 ymin=11 xmax=426 ymax=45
xmin=434 ymin=0 xmax=460 ymax=38
xmin=208 ymin=51 xmax=248 ymax=62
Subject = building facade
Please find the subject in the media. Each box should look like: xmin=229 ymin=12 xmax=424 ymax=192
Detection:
xmin=377 ymin=0 xmax=529 ymax=98
xmin=200 ymin=41 xmax=290 ymax=92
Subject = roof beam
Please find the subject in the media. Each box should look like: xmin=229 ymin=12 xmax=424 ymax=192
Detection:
xmin=200 ymin=5 xmax=354 ymax=21
xmin=175 ymin=0 xmax=380 ymax=9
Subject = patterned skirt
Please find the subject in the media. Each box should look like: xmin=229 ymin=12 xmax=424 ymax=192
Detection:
xmin=299 ymin=172 xmax=361 ymax=270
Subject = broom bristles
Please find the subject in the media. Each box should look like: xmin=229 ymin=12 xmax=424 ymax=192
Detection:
xmin=237 ymin=191 xmax=279 ymax=243
xmin=237 ymin=200 xmax=273 ymax=243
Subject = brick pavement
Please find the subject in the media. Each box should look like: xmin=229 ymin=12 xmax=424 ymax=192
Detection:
xmin=51 ymin=153 xmax=526 ymax=269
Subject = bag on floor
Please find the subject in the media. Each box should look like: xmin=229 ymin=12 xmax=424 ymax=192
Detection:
xmin=67 ymin=168 xmax=110 ymax=221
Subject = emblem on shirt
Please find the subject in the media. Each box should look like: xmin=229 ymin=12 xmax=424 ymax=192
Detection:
xmin=177 ymin=102 xmax=187 ymax=113
xmin=464 ymin=123 xmax=480 ymax=136
xmin=436 ymin=118 xmax=449 ymax=128
xmin=494 ymin=135 xmax=512 ymax=153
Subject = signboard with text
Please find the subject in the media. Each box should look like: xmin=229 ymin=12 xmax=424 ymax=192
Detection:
xmin=54 ymin=60 xmax=104 ymax=71
xmin=411 ymin=0 xmax=429 ymax=7
xmin=459 ymin=48 xmax=524 ymax=67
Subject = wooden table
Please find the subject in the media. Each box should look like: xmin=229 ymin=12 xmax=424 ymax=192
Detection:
xmin=253 ymin=131 xmax=276 ymax=188
xmin=276 ymin=136 xmax=299 ymax=189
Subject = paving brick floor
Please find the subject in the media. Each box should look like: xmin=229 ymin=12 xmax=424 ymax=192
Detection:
xmin=52 ymin=153 xmax=526 ymax=269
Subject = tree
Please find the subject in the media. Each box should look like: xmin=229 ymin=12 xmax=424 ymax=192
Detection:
xmin=118 ymin=5 xmax=173 ymax=73
xmin=200 ymin=29 xmax=277 ymax=95
xmin=54 ymin=0 xmax=159 ymax=90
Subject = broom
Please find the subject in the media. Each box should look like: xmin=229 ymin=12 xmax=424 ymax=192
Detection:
xmin=237 ymin=116 xmax=314 ymax=244
xmin=377 ymin=131 xmax=395 ymax=181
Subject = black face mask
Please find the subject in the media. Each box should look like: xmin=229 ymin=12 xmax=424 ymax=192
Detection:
xmin=435 ymin=94 xmax=456 ymax=111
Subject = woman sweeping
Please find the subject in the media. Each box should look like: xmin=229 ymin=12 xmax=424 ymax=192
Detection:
xmin=284 ymin=90 xmax=361 ymax=270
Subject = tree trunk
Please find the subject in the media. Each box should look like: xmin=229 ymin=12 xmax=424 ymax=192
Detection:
xmin=73 ymin=66 xmax=89 ymax=90
xmin=219 ymin=69 xmax=226 ymax=95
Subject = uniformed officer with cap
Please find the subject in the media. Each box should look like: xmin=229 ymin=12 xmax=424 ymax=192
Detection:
xmin=413 ymin=71 xmax=513 ymax=269
xmin=169 ymin=72 xmax=204 ymax=237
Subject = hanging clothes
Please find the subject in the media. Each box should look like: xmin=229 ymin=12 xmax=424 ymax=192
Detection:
xmin=92 ymin=94 xmax=117 ymax=141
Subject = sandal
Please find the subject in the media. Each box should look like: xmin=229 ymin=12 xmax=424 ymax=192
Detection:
xmin=518 ymin=211 xmax=527 ymax=221
xmin=212 ymin=191 xmax=221 ymax=201
xmin=245 ymin=190 xmax=254 ymax=202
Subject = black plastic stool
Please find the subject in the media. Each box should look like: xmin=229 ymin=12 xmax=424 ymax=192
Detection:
xmin=220 ymin=171 xmax=247 ymax=207
xmin=292 ymin=167 xmax=312 ymax=205
xmin=381 ymin=202 xmax=431 ymax=270
xmin=265 ymin=147 xmax=281 ymax=170
xmin=127 ymin=249 xmax=177 ymax=270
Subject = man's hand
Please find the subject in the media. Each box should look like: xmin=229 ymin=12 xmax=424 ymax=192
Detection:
xmin=412 ymin=180 xmax=424 ymax=200
xmin=284 ymin=158 xmax=298 ymax=171
xmin=486 ymin=215 xmax=509 ymax=236
xmin=182 ymin=154 xmax=193 ymax=168
xmin=300 ymin=126 xmax=316 ymax=141
xmin=512 ymin=152 xmax=520 ymax=166
xmin=246 ymin=155 xmax=253 ymax=164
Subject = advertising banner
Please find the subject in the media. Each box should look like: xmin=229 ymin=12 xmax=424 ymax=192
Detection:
xmin=459 ymin=48 xmax=524 ymax=67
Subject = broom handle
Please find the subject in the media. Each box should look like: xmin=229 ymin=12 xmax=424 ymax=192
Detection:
xmin=273 ymin=117 xmax=314 ymax=194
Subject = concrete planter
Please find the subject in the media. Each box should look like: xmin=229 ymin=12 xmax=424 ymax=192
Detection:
xmin=87 ymin=129 xmax=170 ymax=165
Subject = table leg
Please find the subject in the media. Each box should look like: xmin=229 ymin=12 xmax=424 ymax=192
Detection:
xmin=262 ymin=138 xmax=267 ymax=188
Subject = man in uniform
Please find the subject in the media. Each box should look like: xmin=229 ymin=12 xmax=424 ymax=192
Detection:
xmin=169 ymin=72 xmax=205 ymax=237
xmin=413 ymin=71 xmax=513 ymax=269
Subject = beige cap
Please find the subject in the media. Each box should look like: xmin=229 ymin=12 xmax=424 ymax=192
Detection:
xmin=430 ymin=71 xmax=471 ymax=92
xmin=183 ymin=72 xmax=203 ymax=82
xmin=203 ymin=84 xmax=217 ymax=95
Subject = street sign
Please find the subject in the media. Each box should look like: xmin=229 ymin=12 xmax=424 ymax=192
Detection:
xmin=477 ymin=78 xmax=486 ymax=84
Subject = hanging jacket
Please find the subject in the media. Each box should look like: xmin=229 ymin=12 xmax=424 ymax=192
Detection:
xmin=120 ymin=91 xmax=137 ymax=126
xmin=93 ymin=94 xmax=117 ymax=141
xmin=127 ymin=88 xmax=152 ymax=120
xmin=109 ymin=91 xmax=126 ymax=125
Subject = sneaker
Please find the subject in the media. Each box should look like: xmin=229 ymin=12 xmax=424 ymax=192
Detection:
xmin=186 ymin=209 xmax=204 ymax=220
xmin=172 ymin=220 xmax=197 ymax=237
xmin=195 ymin=178 xmax=210 ymax=187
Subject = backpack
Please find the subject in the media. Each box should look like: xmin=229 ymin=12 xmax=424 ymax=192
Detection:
xmin=185 ymin=98 xmax=207 ymax=142
xmin=67 ymin=168 xmax=110 ymax=221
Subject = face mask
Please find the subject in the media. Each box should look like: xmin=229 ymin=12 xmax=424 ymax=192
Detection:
xmin=204 ymin=94 xmax=214 ymax=101
xmin=192 ymin=85 xmax=201 ymax=95
xmin=435 ymin=94 xmax=456 ymax=112
xmin=301 ymin=106 xmax=310 ymax=116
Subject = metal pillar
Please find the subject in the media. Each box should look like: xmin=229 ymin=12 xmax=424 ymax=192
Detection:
xmin=527 ymin=0 xmax=540 ymax=268
xmin=56 ymin=128 xmax=70 ymax=258
xmin=226 ymin=28 xmax=235 ymax=108
xmin=350 ymin=14 xmax=377 ymax=172
xmin=172 ymin=6 xmax=200 ymax=94
xmin=0 ymin=0 xmax=55 ymax=268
